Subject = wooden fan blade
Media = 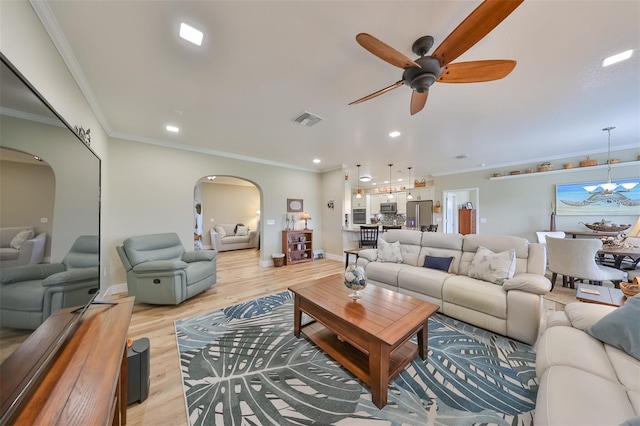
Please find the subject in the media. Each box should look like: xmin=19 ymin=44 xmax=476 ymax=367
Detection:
xmin=356 ymin=33 xmax=421 ymax=69
xmin=349 ymin=80 xmax=405 ymax=105
xmin=432 ymin=0 xmax=524 ymax=67
xmin=410 ymin=90 xmax=429 ymax=115
xmin=437 ymin=60 xmax=516 ymax=83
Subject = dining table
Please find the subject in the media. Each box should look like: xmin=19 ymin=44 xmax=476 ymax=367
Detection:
xmin=597 ymin=245 xmax=640 ymax=269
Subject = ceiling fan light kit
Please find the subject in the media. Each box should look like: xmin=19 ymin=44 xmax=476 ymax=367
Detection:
xmin=349 ymin=0 xmax=523 ymax=115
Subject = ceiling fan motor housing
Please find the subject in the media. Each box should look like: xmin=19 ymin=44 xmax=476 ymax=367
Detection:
xmin=402 ymin=56 xmax=443 ymax=93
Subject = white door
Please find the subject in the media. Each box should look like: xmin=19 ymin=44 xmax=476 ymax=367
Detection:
xmin=445 ymin=192 xmax=457 ymax=233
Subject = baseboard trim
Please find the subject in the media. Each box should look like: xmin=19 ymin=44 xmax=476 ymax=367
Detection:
xmin=99 ymin=283 xmax=128 ymax=301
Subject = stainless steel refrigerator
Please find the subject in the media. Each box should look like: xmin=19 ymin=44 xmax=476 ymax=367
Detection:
xmin=406 ymin=200 xmax=433 ymax=230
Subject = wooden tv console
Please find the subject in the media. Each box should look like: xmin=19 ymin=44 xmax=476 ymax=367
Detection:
xmin=0 ymin=297 xmax=134 ymax=425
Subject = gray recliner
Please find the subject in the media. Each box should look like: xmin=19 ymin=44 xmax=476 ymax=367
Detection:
xmin=116 ymin=232 xmax=217 ymax=305
xmin=0 ymin=235 xmax=99 ymax=330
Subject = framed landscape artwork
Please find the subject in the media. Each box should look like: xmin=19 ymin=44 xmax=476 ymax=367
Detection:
xmin=555 ymin=178 xmax=640 ymax=216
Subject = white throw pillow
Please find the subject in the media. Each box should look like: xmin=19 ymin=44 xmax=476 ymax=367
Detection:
xmin=236 ymin=225 xmax=248 ymax=236
xmin=10 ymin=229 xmax=34 ymax=250
xmin=376 ymin=239 xmax=403 ymax=263
xmin=214 ymin=225 xmax=227 ymax=238
xmin=468 ymin=246 xmax=516 ymax=285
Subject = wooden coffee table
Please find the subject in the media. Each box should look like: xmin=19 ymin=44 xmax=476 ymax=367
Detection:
xmin=288 ymin=273 xmax=438 ymax=409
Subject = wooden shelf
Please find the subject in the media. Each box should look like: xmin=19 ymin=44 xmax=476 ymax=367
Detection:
xmin=488 ymin=160 xmax=640 ymax=180
xmin=282 ymin=230 xmax=313 ymax=265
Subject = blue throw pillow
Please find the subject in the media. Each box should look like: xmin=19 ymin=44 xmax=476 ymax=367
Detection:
xmin=423 ymin=255 xmax=454 ymax=272
xmin=586 ymin=294 xmax=640 ymax=360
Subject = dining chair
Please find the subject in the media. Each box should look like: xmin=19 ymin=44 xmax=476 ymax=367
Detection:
xmin=359 ymin=225 xmax=379 ymax=249
xmin=535 ymin=231 xmax=566 ymax=244
xmin=546 ymin=236 xmax=626 ymax=290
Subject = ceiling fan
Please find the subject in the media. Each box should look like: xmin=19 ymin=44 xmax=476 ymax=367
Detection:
xmin=349 ymin=0 xmax=524 ymax=115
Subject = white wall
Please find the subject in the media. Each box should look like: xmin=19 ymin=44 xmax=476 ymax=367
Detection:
xmin=434 ymin=149 xmax=639 ymax=241
xmin=105 ymin=138 xmax=323 ymax=287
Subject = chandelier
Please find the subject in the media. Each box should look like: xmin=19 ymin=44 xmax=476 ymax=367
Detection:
xmin=582 ymin=127 xmax=638 ymax=195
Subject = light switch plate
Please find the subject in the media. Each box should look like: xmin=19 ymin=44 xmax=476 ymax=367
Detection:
xmin=266 ymin=219 xmax=275 ymax=225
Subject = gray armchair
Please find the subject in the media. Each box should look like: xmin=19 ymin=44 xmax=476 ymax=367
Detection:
xmin=116 ymin=232 xmax=217 ymax=305
xmin=0 ymin=235 xmax=99 ymax=330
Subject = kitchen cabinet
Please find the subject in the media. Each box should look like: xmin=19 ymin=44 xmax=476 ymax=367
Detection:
xmin=370 ymin=194 xmax=381 ymax=215
xmin=459 ymin=209 xmax=476 ymax=235
xmin=395 ymin=191 xmax=407 ymax=214
xmin=411 ymin=187 xmax=434 ymax=201
xmin=352 ymin=193 xmax=366 ymax=208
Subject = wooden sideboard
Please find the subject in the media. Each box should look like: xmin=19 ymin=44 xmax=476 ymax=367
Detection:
xmin=0 ymin=297 xmax=135 ymax=425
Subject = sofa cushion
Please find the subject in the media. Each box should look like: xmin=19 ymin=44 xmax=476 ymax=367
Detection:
xmin=535 ymin=325 xmax=618 ymax=383
xmin=376 ymin=239 xmax=402 ymax=263
xmin=535 ymin=366 xmax=636 ymax=426
xmin=423 ymin=255 xmax=454 ymax=272
xmin=468 ymin=246 xmax=516 ymax=285
xmin=234 ymin=223 xmax=245 ymax=234
xmin=398 ymin=266 xmax=450 ymax=300
xmin=564 ymin=302 xmax=617 ymax=331
xmin=10 ymin=229 xmax=34 ymax=250
xmin=221 ymin=236 xmax=250 ymax=244
xmin=605 ymin=345 xmax=640 ymax=394
xmin=0 ymin=247 xmax=19 ymax=261
xmin=214 ymin=225 xmax=227 ymax=238
xmin=442 ymin=275 xmax=507 ymax=318
xmin=365 ymin=261 xmax=410 ymax=288
xmin=586 ymin=295 xmax=640 ymax=360
xmin=236 ymin=225 xmax=248 ymax=236
xmin=460 ymin=234 xmax=530 ymax=276
xmin=382 ymin=230 xmax=422 ymax=266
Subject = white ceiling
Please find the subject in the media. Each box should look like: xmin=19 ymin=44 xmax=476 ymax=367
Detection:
xmin=34 ymin=0 xmax=639 ymax=187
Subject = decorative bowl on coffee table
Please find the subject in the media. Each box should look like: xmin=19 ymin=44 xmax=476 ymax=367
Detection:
xmin=344 ymin=265 xmax=367 ymax=299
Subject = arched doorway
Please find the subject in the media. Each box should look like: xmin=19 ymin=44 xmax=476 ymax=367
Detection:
xmin=194 ymin=175 xmax=261 ymax=252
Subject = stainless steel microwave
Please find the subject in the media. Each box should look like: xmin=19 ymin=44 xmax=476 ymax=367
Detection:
xmin=380 ymin=202 xmax=397 ymax=213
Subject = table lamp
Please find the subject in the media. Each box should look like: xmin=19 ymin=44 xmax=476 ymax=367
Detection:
xmin=300 ymin=212 xmax=312 ymax=230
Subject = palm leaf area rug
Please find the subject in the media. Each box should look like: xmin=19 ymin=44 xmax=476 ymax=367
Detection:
xmin=175 ymin=291 xmax=538 ymax=426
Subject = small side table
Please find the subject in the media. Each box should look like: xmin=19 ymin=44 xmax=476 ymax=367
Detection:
xmin=576 ymin=283 xmax=625 ymax=307
xmin=344 ymin=249 xmax=361 ymax=269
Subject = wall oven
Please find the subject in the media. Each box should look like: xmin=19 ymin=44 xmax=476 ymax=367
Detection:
xmin=352 ymin=208 xmax=367 ymax=224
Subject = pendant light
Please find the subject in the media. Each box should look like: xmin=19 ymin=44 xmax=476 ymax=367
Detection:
xmin=387 ymin=163 xmax=394 ymax=200
xmin=407 ymin=167 xmax=414 ymax=200
xmin=599 ymin=126 xmax=618 ymax=194
xmin=356 ymin=165 xmax=362 ymax=199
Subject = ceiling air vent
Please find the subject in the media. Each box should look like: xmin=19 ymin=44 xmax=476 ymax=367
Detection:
xmin=293 ymin=111 xmax=324 ymax=127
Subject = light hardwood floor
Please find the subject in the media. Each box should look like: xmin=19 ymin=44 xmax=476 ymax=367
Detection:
xmin=124 ymin=249 xmax=343 ymax=425
xmin=0 ymin=249 xmax=343 ymax=424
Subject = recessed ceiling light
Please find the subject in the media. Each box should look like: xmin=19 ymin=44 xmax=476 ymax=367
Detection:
xmin=602 ymin=49 xmax=633 ymax=67
xmin=33 ymin=155 xmax=42 ymax=161
xmin=166 ymin=125 xmax=179 ymax=133
xmin=372 ymin=182 xmax=377 ymax=186
xmin=313 ymin=158 xmax=321 ymax=164
xmin=389 ymin=131 xmax=401 ymax=138
xmin=180 ymin=23 xmax=203 ymax=46
xmin=207 ymin=176 xmax=216 ymax=181
xmin=384 ymin=180 xmax=389 ymax=184
xmin=397 ymin=178 xmax=403 ymax=182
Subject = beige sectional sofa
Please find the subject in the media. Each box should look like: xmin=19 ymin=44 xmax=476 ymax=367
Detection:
xmin=210 ymin=224 xmax=258 ymax=252
xmin=0 ymin=226 xmax=47 ymax=268
xmin=356 ymin=230 xmax=551 ymax=345
xmin=535 ymin=300 xmax=640 ymax=425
